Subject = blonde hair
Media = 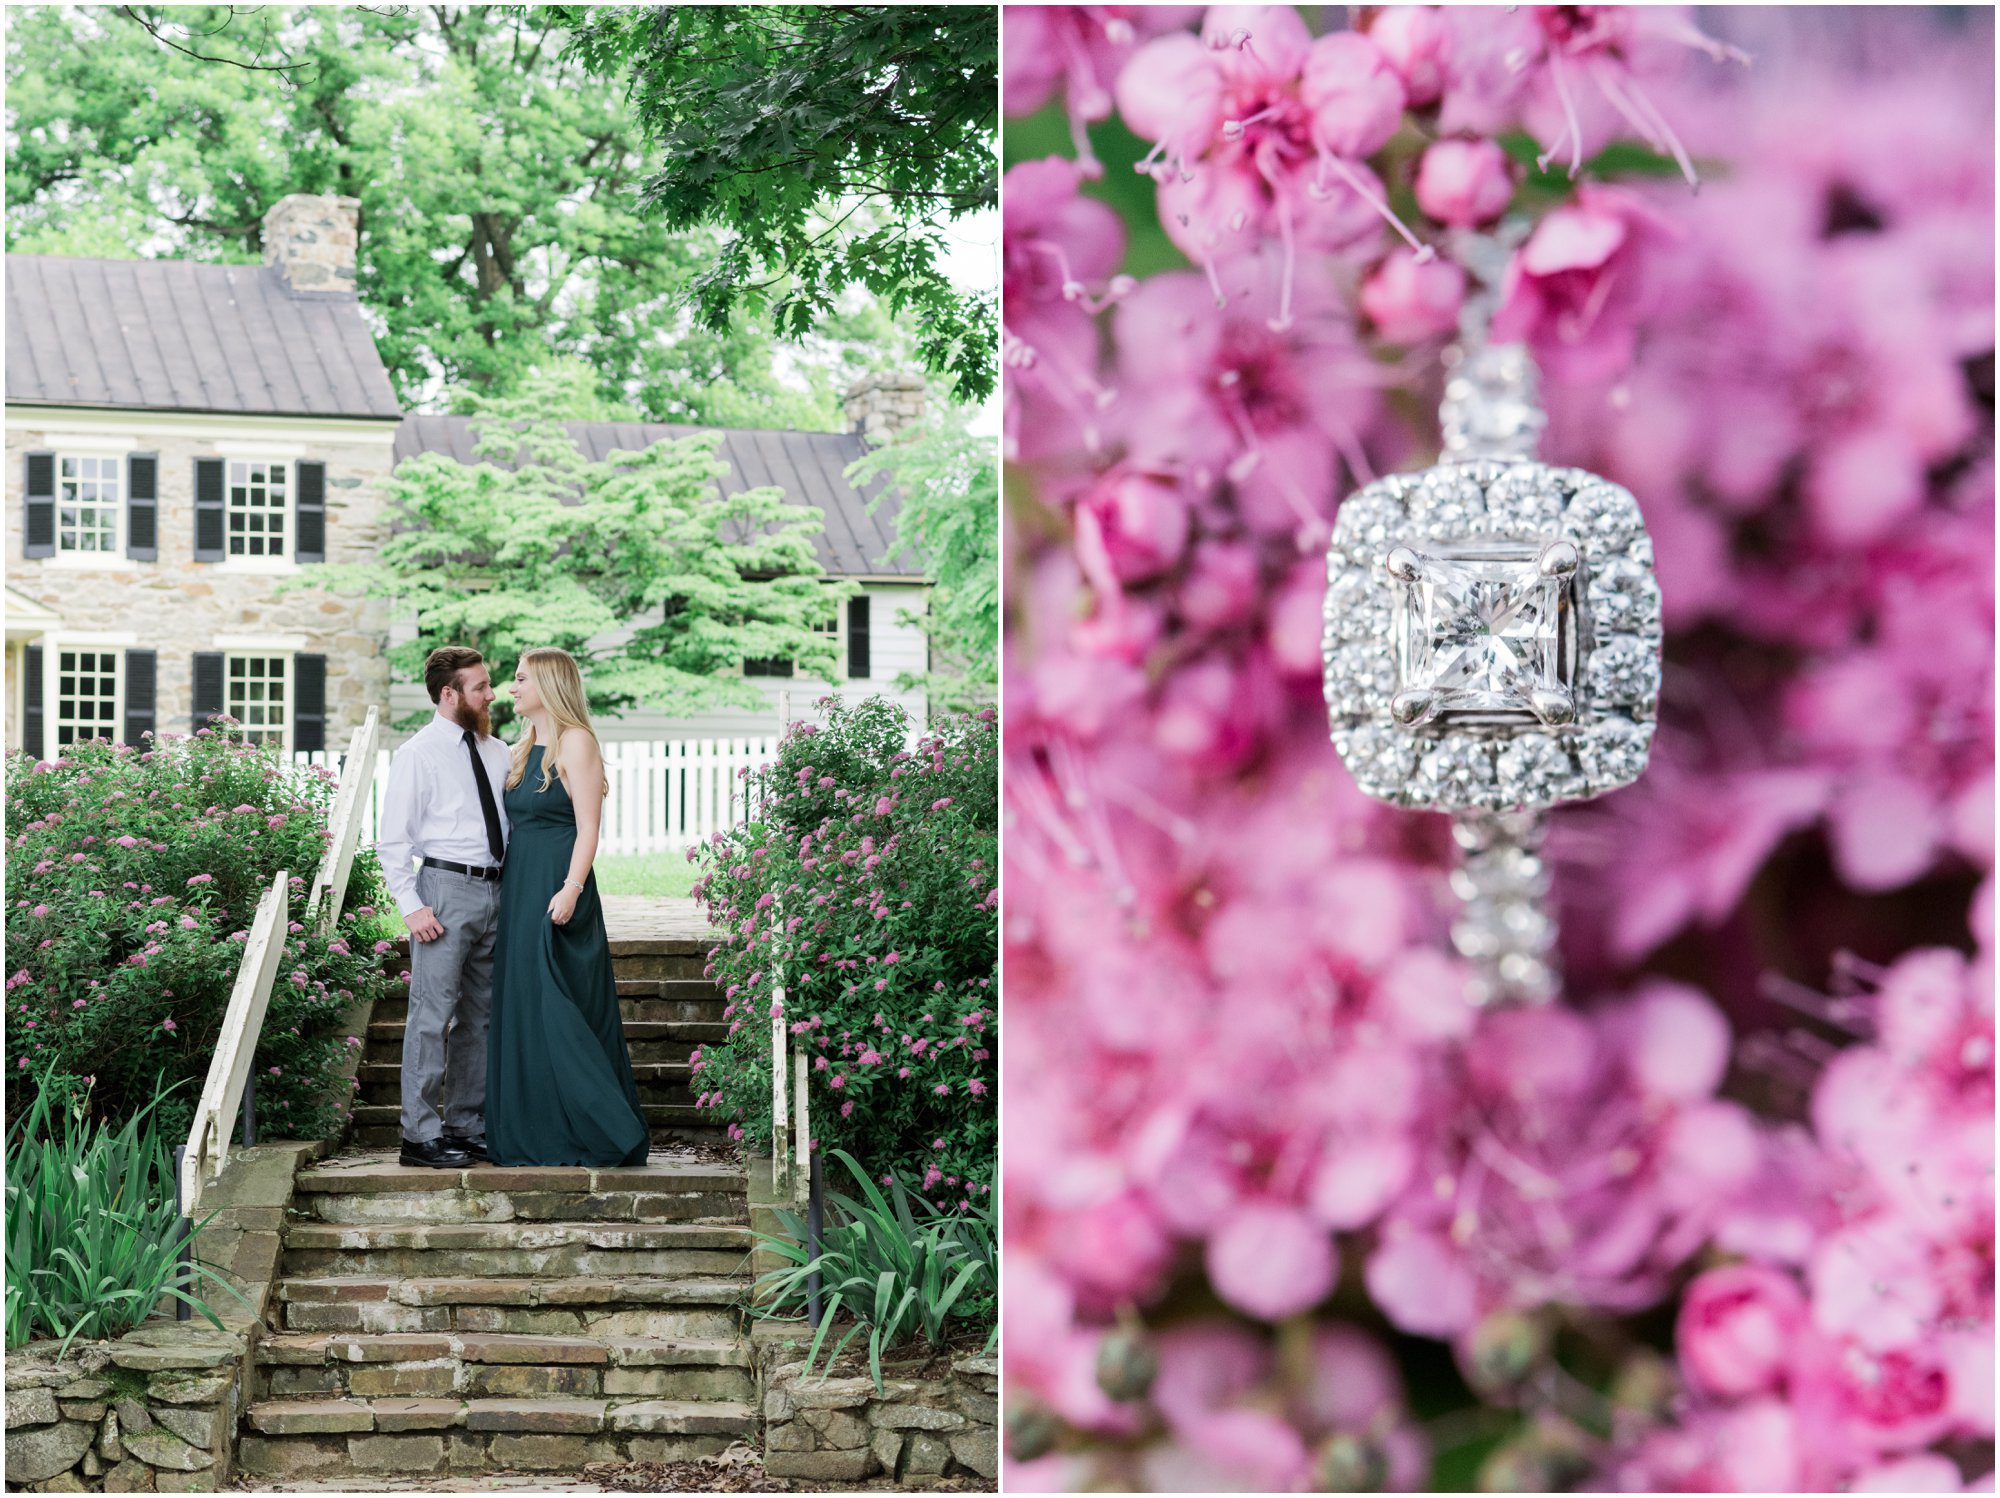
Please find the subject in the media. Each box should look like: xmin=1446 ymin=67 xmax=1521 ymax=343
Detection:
xmin=507 ymin=648 xmax=609 ymax=795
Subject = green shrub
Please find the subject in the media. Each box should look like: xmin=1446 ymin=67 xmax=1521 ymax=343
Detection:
xmin=691 ymin=697 xmax=996 ymax=1200
xmin=5 ymin=730 xmax=397 ymax=1140
xmin=5 ymin=1084 xmax=248 ymax=1351
xmin=754 ymin=1149 xmax=997 ymax=1390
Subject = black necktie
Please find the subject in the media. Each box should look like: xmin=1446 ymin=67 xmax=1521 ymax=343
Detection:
xmin=463 ymin=730 xmax=504 ymax=864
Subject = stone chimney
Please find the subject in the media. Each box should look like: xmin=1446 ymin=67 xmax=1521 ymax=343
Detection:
xmin=261 ymin=193 xmax=360 ymax=295
xmin=843 ymin=370 xmax=927 ymax=442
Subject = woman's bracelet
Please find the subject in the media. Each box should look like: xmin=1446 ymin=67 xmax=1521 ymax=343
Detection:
xmin=562 ymin=877 xmax=585 ymax=893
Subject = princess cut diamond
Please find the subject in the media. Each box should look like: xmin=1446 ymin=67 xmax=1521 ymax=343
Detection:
xmin=1392 ymin=543 xmax=1576 ymax=722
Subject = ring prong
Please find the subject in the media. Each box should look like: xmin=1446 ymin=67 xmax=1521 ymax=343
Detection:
xmin=1529 ymin=687 xmax=1576 ymax=726
xmin=1537 ymin=540 xmax=1580 ymax=579
xmin=1390 ymin=688 xmax=1439 ymax=727
xmin=1385 ymin=545 xmax=1423 ymax=583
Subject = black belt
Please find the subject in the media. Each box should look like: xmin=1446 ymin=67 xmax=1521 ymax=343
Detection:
xmin=421 ymin=857 xmax=502 ymax=881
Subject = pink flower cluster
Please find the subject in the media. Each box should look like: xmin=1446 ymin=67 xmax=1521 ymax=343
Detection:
xmin=1002 ymin=5 xmax=1992 ymax=1491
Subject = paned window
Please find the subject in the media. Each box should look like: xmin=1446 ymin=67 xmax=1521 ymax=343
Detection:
xmin=58 ymin=456 xmax=121 ymax=554
xmin=226 ymin=654 xmax=289 ymax=748
xmin=55 ymin=650 xmax=120 ymax=746
xmin=227 ymin=461 xmax=288 ymax=559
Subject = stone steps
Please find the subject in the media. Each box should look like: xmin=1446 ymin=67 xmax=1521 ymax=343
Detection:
xmin=287 ymin=1160 xmax=742 ymax=1226
xmin=363 ymin=1019 xmax=724 ymax=1066
xmin=368 ymin=981 xmax=726 ymax=1028
xmin=281 ymin=1220 xmax=749 ymax=1280
xmin=256 ymin=1331 xmax=756 ymax=1402
xmin=236 ymin=1397 xmax=757 ymax=1481
xmin=354 ymin=1062 xmax=695 ymax=1111
xmin=274 ymin=1275 xmax=748 ymax=1338
xmin=347 ymin=1103 xmax=714 ymax=1151
xmin=244 ymin=1144 xmax=759 ymax=1480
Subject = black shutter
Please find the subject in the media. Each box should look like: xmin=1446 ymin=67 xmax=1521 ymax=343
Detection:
xmin=126 ymin=454 xmax=159 ymax=561
xmin=295 ymin=461 xmax=326 ymax=564
xmin=191 ymin=652 xmax=225 ymax=732
xmin=20 ymin=646 xmax=44 ymax=759
xmin=293 ymin=653 xmax=327 ymax=753
xmin=123 ymin=650 xmax=157 ymax=746
xmin=23 ymin=452 xmax=55 ymax=558
xmin=193 ymin=458 xmax=225 ymax=562
xmin=847 ymin=595 xmax=871 ymax=680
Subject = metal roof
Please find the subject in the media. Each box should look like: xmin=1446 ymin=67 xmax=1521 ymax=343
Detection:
xmin=394 ymin=414 xmax=921 ymax=579
xmin=4 ymin=255 xmax=403 ymax=420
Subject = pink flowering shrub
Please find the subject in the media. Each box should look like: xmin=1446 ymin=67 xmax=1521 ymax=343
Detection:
xmin=1004 ymin=5 xmax=1992 ymax=1491
xmin=690 ymin=698 xmax=997 ymax=1198
xmin=5 ymin=731 xmax=397 ymax=1141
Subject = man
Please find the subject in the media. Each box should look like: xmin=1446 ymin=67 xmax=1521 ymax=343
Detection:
xmin=376 ymin=647 xmax=510 ymax=1169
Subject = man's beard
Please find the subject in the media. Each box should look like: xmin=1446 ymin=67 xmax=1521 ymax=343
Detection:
xmin=449 ymin=699 xmax=492 ymax=738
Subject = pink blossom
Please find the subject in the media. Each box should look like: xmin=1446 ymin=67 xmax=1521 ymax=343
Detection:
xmin=1678 ymin=1264 xmax=1809 ymax=1399
xmin=1358 ymin=246 xmax=1466 ymax=343
xmin=1491 ymin=186 xmax=1672 ymax=383
xmin=1413 ymin=137 xmax=1512 ymax=226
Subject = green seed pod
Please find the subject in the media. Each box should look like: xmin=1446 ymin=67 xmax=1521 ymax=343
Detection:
xmin=1005 ymin=1399 xmax=1060 ymax=1463
xmin=1312 ymin=1432 xmax=1390 ymax=1493
xmin=1610 ymin=1348 xmax=1677 ymax=1421
xmin=1094 ymin=1325 xmax=1159 ymax=1401
xmin=1463 ymin=1308 xmax=1552 ymax=1399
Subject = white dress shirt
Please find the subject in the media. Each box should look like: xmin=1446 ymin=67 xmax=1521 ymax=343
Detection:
xmin=376 ymin=714 xmax=515 ymax=916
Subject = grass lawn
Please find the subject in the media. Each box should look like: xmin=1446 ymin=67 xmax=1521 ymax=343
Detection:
xmin=594 ymin=852 xmax=702 ymax=899
xmin=363 ymin=854 xmax=699 ymax=939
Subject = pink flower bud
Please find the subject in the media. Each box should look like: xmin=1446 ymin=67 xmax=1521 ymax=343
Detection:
xmin=1676 ymin=1265 xmax=1808 ymax=1399
xmin=1367 ymin=5 xmax=1450 ymax=107
xmin=1359 ymin=248 xmax=1466 ymax=344
xmin=1301 ymin=33 xmax=1406 ymax=159
xmin=1415 ymin=139 xmax=1513 ymax=227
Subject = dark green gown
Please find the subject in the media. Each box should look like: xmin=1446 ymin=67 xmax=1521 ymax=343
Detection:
xmin=486 ymin=745 xmax=649 ymax=1167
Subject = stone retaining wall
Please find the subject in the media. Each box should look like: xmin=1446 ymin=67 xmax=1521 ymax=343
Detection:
xmin=6 ymin=1326 xmax=246 ymax=1492
xmin=759 ymin=1353 xmax=998 ymax=1487
xmin=4 ymin=1141 xmax=319 ymax=1492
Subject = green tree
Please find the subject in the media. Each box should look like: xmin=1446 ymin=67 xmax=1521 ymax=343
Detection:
xmin=847 ymin=414 xmax=998 ymax=710
xmin=560 ymin=5 xmax=998 ymax=404
xmin=292 ymin=365 xmax=851 ymax=728
xmin=4 ymin=4 xmax=915 ymax=427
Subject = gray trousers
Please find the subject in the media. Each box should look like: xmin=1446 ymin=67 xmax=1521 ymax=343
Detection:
xmin=402 ymin=864 xmax=500 ymax=1142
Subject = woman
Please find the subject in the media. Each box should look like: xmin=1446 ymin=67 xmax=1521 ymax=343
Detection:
xmin=485 ymin=647 xmax=650 ymax=1167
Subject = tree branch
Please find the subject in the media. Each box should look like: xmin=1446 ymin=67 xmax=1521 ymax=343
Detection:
xmin=117 ymin=5 xmax=309 ymax=73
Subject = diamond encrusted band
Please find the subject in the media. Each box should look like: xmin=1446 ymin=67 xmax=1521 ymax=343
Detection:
xmin=1322 ymin=243 xmax=1661 ymax=1005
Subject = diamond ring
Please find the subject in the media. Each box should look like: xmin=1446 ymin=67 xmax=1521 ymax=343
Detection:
xmin=1322 ymin=342 xmax=1662 ymax=1005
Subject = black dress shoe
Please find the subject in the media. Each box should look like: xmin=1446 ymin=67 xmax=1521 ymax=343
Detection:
xmin=399 ymin=1136 xmax=472 ymax=1169
xmin=443 ymin=1133 xmax=489 ymax=1162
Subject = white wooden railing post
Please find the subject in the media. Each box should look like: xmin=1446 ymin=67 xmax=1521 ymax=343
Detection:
xmin=179 ymin=869 xmax=290 ymax=1216
xmin=305 ymin=707 xmax=380 ymax=936
xmin=793 ymin=1049 xmax=811 ymax=1211
xmin=771 ymin=994 xmax=788 ymax=1199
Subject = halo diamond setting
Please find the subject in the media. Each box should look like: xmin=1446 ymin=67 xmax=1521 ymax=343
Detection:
xmin=1323 ymin=461 xmax=1661 ymax=815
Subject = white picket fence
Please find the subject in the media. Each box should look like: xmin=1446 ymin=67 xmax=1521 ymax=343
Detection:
xmin=292 ymin=734 xmax=781 ymax=856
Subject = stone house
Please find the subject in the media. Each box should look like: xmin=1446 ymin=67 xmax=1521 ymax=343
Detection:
xmin=4 ymin=194 xmax=929 ymax=758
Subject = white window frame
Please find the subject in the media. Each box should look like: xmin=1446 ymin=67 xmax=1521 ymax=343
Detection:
xmin=221 ymin=457 xmax=293 ymax=569
xmin=47 ymin=449 xmax=135 ymax=571
xmin=222 ymin=650 xmax=292 ymax=752
xmin=43 ymin=636 xmax=131 ymax=751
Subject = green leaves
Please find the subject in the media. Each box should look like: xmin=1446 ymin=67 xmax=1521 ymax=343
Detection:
xmin=5 ymin=1084 xmax=250 ymax=1352
xmin=751 ymin=1149 xmax=997 ymax=1390
xmin=5 ymin=5 xmax=911 ymax=427
xmin=297 ymin=365 xmax=849 ymax=729
xmin=847 ymin=413 xmax=998 ymax=708
xmin=558 ymin=5 xmax=998 ymax=403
